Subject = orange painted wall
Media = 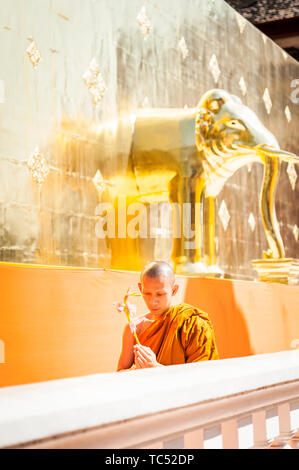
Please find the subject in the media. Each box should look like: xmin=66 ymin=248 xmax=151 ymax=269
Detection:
xmin=0 ymin=263 xmax=298 ymax=387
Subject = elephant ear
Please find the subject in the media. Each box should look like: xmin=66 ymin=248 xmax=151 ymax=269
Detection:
xmin=195 ymin=107 xmax=214 ymax=147
xmin=230 ymin=94 xmax=243 ymax=105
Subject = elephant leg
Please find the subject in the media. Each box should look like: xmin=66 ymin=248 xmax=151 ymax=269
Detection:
xmin=169 ymin=174 xmax=194 ymax=268
xmin=194 ymin=177 xmax=204 ymax=263
xmin=260 ymin=155 xmax=285 ymax=259
xmin=201 ymin=195 xmax=216 ymax=266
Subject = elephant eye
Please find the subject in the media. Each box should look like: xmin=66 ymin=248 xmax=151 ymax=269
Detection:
xmin=227 ymin=120 xmax=246 ymax=131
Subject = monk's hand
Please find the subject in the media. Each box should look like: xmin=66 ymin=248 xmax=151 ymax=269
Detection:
xmin=133 ymin=344 xmax=160 ymax=368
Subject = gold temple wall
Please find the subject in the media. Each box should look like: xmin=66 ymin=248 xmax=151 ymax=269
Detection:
xmin=0 ymin=0 xmax=298 ymax=279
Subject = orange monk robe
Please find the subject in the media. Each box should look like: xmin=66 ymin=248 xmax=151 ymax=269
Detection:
xmin=138 ymin=303 xmax=219 ymax=365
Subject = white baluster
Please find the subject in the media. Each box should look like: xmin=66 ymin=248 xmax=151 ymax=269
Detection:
xmin=184 ymin=428 xmax=204 ymax=449
xmin=221 ymin=420 xmax=239 ymax=449
xmin=141 ymin=441 xmax=163 ymax=449
xmin=238 ymin=416 xmax=254 ymax=449
xmin=252 ymin=410 xmax=269 ymax=448
xmin=269 ymin=403 xmax=293 ymax=448
xmin=203 ymin=426 xmax=222 ymax=449
xmin=163 ymin=436 xmax=184 ymax=449
xmin=288 ymin=429 xmax=299 ymax=449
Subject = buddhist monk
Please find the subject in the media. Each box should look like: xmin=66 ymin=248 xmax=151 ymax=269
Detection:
xmin=117 ymin=261 xmax=219 ymax=371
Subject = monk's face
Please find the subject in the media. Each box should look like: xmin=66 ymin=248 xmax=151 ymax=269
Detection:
xmin=138 ymin=274 xmax=178 ymax=316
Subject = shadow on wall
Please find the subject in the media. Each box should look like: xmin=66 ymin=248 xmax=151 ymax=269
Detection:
xmin=183 ymin=278 xmax=254 ymax=359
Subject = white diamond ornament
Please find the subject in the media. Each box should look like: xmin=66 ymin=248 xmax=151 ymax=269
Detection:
xmin=178 ymin=37 xmax=189 ymax=59
xmin=248 ymin=213 xmax=256 ymax=232
xmin=239 ymin=76 xmax=247 ymax=96
xmin=263 ymin=88 xmax=272 ymax=114
xmin=82 ymin=58 xmax=107 ymax=106
xmin=218 ymin=200 xmax=230 ymax=231
xmin=285 ymin=106 xmax=291 ymax=123
xmin=26 ymin=39 xmax=41 ymax=69
xmin=209 ymin=54 xmax=221 ymax=84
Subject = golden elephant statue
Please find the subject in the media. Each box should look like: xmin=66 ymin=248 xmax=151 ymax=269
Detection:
xmin=101 ymin=89 xmax=298 ymax=274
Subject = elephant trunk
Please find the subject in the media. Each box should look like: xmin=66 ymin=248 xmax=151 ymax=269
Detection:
xmin=257 ymin=145 xmax=299 ymax=259
xmin=260 ymin=156 xmax=284 ymax=259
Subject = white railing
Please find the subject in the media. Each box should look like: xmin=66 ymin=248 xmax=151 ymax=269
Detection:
xmin=0 ymin=350 xmax=298 ymax=449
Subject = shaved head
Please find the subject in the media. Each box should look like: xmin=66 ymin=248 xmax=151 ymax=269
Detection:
xmin=139 ymin=261 xmax=178 ymax=316
xmin=140 ymin=261 xmax=175 ymax=285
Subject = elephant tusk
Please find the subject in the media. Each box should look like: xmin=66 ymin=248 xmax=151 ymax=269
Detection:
xmin=255 ymin=144 xmax=299 ymax=163
xmin=221 ymin=142 xmax=253 ymax=158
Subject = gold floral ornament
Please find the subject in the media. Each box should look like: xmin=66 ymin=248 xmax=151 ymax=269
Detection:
xmin=82 ymin=58 xmax=107 ymax=106
xmin=27 ymin=147 xmax=49 ymax=185
xmin=92 ymin=169 xmax=114 ymax=197
xmin=26 ymin=38 xmax=41 ymax=69
xmin=287 ymin=161 xmax=297 ymax=190
xmin=113 ymin=288 xmax=141 ymax=344
xmin=239 ymin=76 xmax=247 ymax=97
xmin=136 ymin=6 xmax=152 ymax=40
xmin=235 ymin=12 xmax=246 ymax=35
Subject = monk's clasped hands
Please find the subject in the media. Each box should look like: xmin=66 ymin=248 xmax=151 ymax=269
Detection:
xmin=133 ymin=344 xmax=161 ymax=368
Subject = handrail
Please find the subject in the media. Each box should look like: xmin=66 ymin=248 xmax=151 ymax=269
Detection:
xmin=0 ymin=350 xmax=298 ymax=449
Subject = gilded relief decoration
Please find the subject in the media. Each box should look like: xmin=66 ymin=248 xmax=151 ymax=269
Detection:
xmin=26 ymin=38 xmax=41 ymax=69
xmin=107 ymin=88 xmax=298 ymax=281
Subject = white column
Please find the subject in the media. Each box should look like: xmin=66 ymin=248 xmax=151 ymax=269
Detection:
xmin=252 ymin=410 xmax=269 ymax=448
xmin=270 ymin=403 xmax=293 ymax=448
xmin=221 ymin=420 xmax=239 ymax=449
xmin=184 ymin=429 xmax=204 ymax=449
